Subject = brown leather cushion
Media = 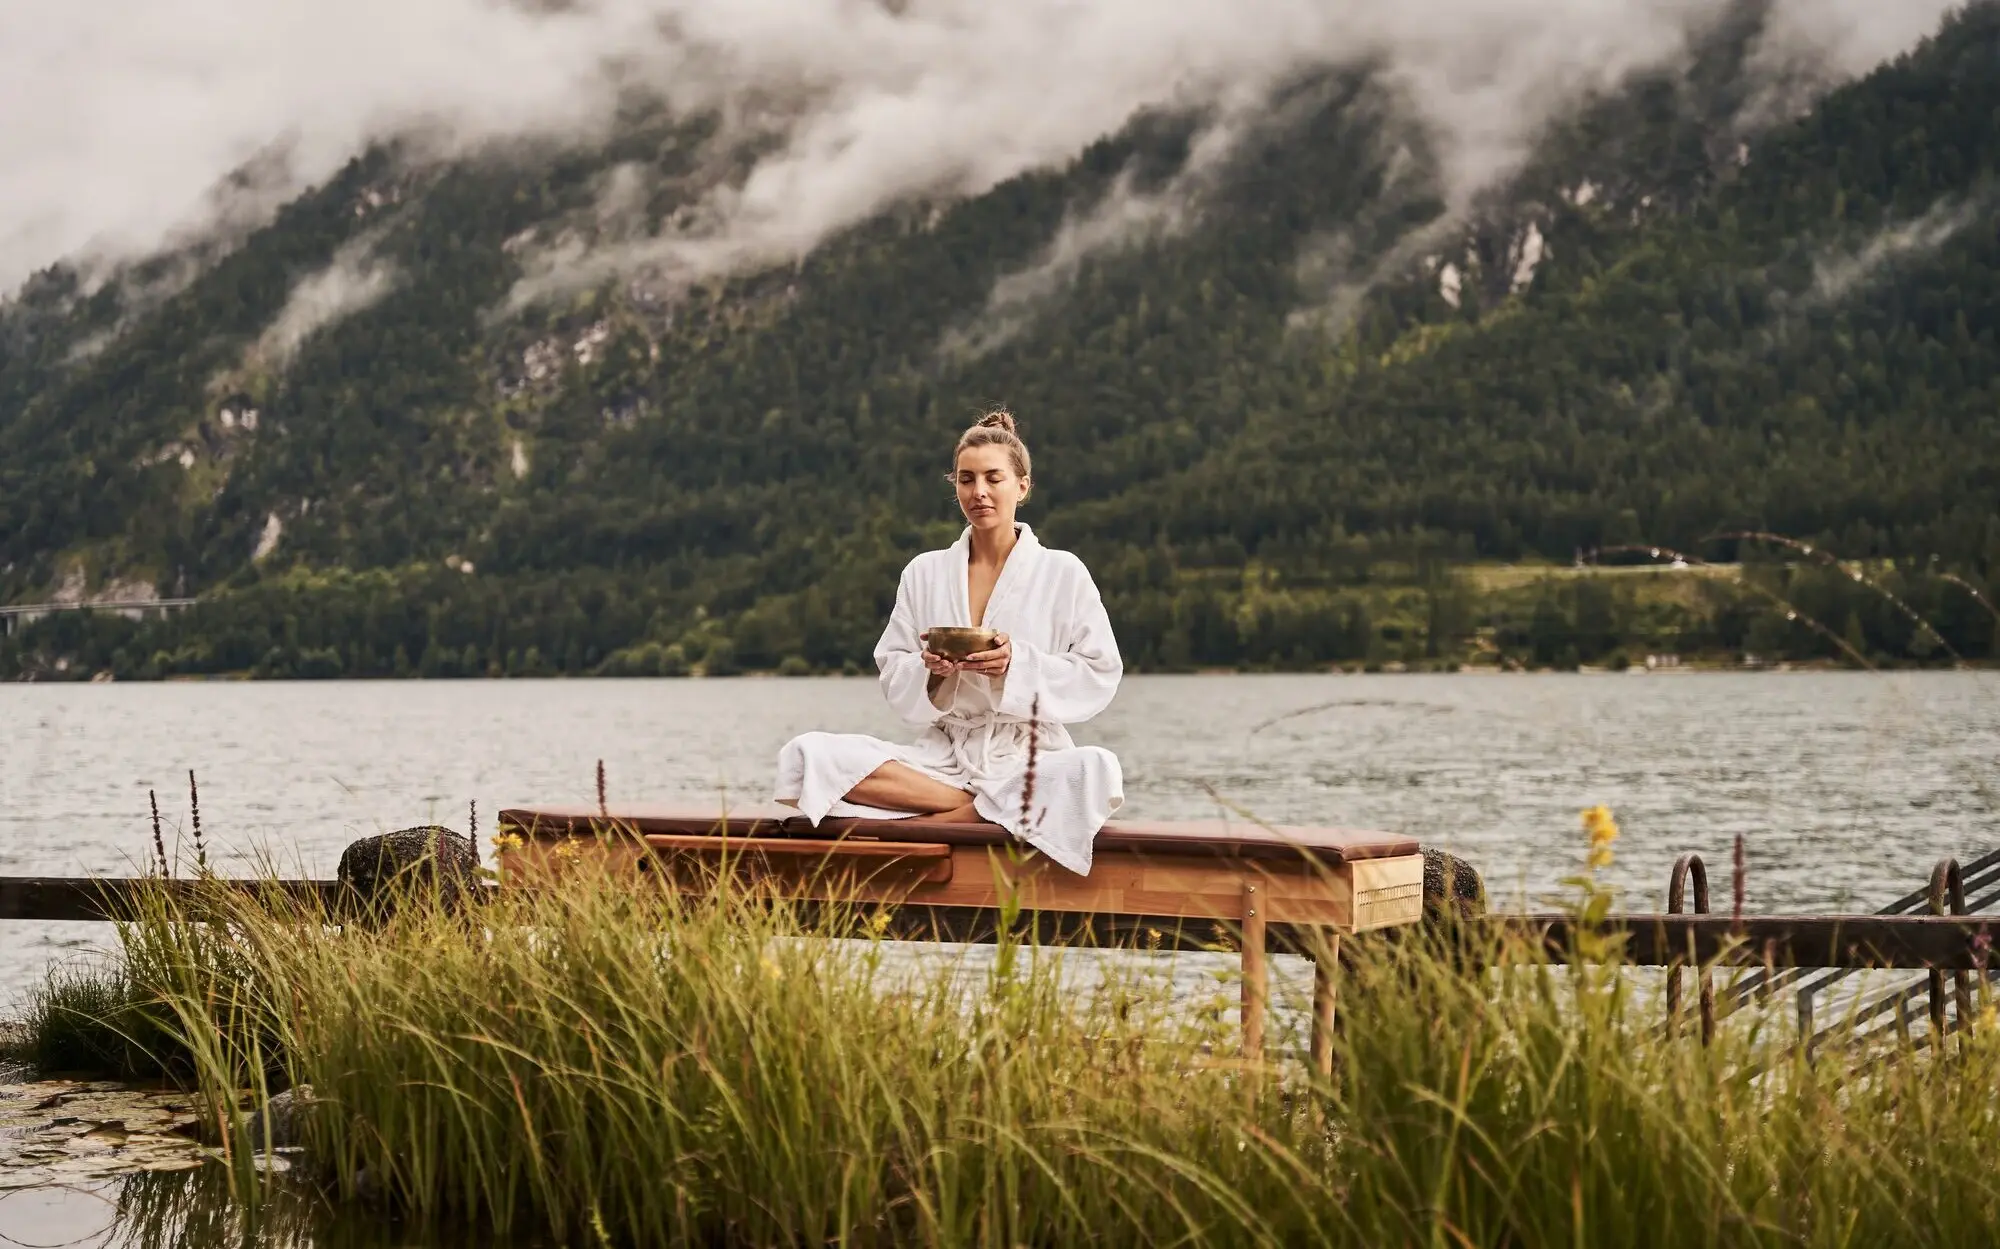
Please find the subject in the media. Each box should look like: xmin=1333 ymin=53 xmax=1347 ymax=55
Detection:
xmin=498 ymin=805 xmax=1417 ymax=864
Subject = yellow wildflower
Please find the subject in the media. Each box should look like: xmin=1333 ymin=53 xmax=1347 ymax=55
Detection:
xmin=1581 ymin=805 xmax=1619 ymax=871
xmin=552 ymin=839 xmax=583 ymax=862
xmin=492 ymin=832 xmax=525 ymax=856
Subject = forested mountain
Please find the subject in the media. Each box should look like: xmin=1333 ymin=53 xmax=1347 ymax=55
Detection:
xmin=4 ymin=2 xmax=1999 ymax=680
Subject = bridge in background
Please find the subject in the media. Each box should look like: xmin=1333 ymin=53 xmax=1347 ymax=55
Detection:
xmin=0 ymin=598 xmax=195 ymax=636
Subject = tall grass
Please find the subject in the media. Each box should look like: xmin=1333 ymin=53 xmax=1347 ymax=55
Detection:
xmin=37 ymin=863 xmax=2000 ymax=1247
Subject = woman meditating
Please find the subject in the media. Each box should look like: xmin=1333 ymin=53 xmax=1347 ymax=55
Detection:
xmin=774 ymin=410 xmax=1123 ymax=876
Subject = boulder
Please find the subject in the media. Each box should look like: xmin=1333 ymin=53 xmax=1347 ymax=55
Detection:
xmin=1411 ymin=847 xmax=1488 ymax=972
xmin=1421 ymin=847 xmax=1487 ymax=921
xmin=245 ymin=1084 xmax=314 ymax=1151
xmin=336 ymin=825 xmax=480 ymax=919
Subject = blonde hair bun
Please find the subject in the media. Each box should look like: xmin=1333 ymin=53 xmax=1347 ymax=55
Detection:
xmin=952 ymin=406 xmax=1032 ymax=482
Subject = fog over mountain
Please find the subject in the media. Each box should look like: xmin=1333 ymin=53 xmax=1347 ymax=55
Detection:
xmin=0 ymin=0 xmax=1955 ymax=295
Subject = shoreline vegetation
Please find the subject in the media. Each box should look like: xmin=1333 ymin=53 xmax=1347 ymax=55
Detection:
xmin=18 ymin=656 xmax=2000 ymax=685
xmin=6 ymin=555 xmax=1997 ymax=683
xmin=8 ymin=859 xmax=2000 ymax=1245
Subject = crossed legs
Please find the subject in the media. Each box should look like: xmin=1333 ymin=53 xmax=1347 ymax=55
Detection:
xmin=845 ymin=761 xmax=982 ymax=822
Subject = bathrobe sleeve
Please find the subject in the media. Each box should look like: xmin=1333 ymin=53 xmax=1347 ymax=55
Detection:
xmin=875 ymin=558 xmax=951 ymax=727
xmin=995 ymin=555 xmax=1122 ymax=725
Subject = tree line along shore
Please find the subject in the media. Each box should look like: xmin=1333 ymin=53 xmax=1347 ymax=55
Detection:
xmin=4 ymin=555 xmax=1993 ymax=682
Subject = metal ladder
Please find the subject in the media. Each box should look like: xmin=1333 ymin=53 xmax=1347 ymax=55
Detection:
xmin=1714 ymin=848 xmax=2000 ymax=1057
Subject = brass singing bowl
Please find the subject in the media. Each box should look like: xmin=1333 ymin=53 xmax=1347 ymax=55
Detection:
xmin=925 ymin=627 xmax=999 ymax=660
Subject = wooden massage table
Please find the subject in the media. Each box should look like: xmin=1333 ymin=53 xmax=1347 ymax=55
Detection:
xmin=496 ymin=806 xmax=1425 ymax=1070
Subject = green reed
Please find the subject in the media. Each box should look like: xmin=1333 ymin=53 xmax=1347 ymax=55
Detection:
xmin=22 ymin=863 xmax=2000 ymax=1247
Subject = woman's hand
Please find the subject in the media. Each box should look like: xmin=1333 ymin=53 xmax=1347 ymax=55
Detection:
xmin=958 ymin=633 xmax=1011 ymax=677
xmin=918 ymin=632 xmax=957 ymax=677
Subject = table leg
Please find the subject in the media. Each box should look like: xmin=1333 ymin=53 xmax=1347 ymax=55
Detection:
xmin=1241 ymin=881 xmax=1266 ymax=1060
xmin=1311 ymin=932 xmax=1341 ymax=1078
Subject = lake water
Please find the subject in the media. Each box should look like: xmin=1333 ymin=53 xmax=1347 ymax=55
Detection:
xmin=2 ymin=671 xmax=1998 ymax=1243
xmin=4 ymin=671 xmax=1998 ymax=1004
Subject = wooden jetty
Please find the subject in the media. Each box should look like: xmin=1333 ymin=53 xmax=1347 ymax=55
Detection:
xmin=496 ymin=807 xmax=1429 ymax=1070
xmin=7 ymin=876 xmax=1991 ymax=971
xmin=5 ymin=827 xmax=1995 ymax=1063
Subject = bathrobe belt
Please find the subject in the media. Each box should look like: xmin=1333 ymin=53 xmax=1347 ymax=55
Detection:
xmin=934 ymin=714 xmax=1056 ymax=778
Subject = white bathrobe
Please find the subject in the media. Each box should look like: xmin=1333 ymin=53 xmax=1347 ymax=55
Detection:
xmin=774 ymin=524 xmax=1123 ymax=875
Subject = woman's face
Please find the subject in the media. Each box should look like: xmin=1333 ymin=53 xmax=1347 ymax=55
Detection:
xmin=954 ymin=443 xmax=1028 ymax=532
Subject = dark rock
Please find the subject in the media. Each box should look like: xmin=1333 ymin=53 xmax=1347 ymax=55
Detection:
xmin=1410 ymin=848 xmax=1489 ymax=973
xmin=336 ymin=825 xmax=480 ymax=919
xmin=246 ymin=1084 xmax=314 ymax=1150
xmin=1421 ymin=847 xmax=1486 ymax=920
xmin=0 ymin=1019 xmax=28 ymax=1061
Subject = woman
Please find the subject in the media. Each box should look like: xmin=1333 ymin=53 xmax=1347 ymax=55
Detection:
xmin=774 ymin=410 xmax=1123 ymax=876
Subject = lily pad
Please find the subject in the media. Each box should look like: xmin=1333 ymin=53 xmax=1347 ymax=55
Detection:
xmin=1 ymin=1079 xmax=219 ymax=1189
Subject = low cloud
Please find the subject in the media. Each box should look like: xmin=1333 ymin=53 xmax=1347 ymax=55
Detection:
xmin=1284 ymin=136 xmax=1460 ymax=335
xmin=0 ymin=0 xmax=666 ymax=294
xmin=509 ymin=0 xmax=1731 ymax=307
xmin=251 ymin=235 xmax=398 ymax=364
xmin=0 ymin=0 xmax=1963 ymax=307
xmin=1289 ymin=219 xmax=1461 ymax=335
xmin=938 ymin=113 xmax=1257 ymax=360
xmin=1810 ymin=198 xmax=1983 ymax=306
xmin=1739 ymin=0 xmax=1959 ymax=131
